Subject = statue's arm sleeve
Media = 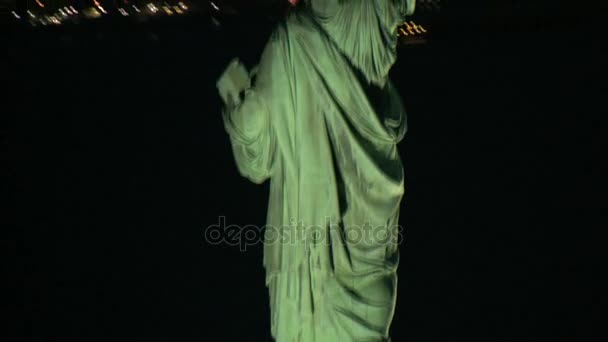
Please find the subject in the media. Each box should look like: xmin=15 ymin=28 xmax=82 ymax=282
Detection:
xmin=221 ymin=86 xmax=274 ymax=184
xmin=406 ymin=0 xmax=416 ymax=16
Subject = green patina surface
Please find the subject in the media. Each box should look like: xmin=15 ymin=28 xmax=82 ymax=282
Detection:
xmin=217 ymin=1 xmax=415 ymax=340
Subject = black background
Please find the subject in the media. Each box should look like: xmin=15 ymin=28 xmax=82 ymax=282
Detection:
xmin=4 ymin=1 xmax=606 ymax=341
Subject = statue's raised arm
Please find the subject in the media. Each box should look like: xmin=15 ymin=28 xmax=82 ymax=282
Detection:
xmin=305 ymin=0 xmax=416 ymax=87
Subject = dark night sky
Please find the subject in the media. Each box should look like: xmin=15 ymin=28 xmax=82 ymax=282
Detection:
xmin=4 ymin=1 xmax=606 ymax=341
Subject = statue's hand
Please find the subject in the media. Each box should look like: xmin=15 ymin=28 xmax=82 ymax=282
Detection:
xmin=217 ymin=59 xmax=251 ymax=108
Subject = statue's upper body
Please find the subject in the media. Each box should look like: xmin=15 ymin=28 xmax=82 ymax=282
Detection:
xmin=217 ymin=2 xmax=415 ymax=339
xmin=218 ymin=0 xmax=414 ymax=275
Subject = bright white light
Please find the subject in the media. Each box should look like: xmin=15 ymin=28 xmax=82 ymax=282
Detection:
xmin=11 ymin=11 xmax=21 ymax=19
xmin=119 ymin=8 xmax=129 ymax=16
xmin=178 ymin=2 xmax=188 ymax=10
xmin=210 ymin=2 xmax=219 ymax=11
xmin=132 ymin=5 xmax=141 ymax=12
xmin=147 ymin=3 xmax=158 ymax=13
xmin=69 ymin=6 xmax=78 ymax=14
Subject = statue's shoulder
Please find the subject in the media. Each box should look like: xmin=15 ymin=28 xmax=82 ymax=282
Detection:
xmin=265 ymin=16 xmax=291 ymax=48
xmin=272 ymin=9 xmax=319 ymax=40
xmin=259 ymin=9 xmax=320 ymax=70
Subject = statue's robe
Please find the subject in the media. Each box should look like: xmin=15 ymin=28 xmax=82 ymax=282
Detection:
xmin=219 ymin=1 xmax=415 ymax=340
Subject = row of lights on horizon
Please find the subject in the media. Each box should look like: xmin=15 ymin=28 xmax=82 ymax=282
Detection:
xmin=10 ymin=1 xmax=429 ymax=39
xmin=397 ymin=20 xmax=427 ymax=37
xmin=11 ymin=1 xmax=190 ymax=25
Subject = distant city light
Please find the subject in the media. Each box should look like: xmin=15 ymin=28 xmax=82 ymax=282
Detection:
xmin=147 ymin=3 xmax=159 ymax=14
xmin=396 ymin=20 xmax=429 ymax=46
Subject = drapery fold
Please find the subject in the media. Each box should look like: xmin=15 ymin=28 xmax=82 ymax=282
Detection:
xmin=218 ymin=1 xmax=414 ymax=340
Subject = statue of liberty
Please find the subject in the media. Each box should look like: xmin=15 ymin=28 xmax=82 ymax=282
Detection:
xmin=217 ymin=1 xmax=415 ymax=340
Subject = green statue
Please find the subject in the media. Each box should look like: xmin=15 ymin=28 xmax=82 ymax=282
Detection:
xmin=217 ymin=1 xmax=415 ymax=340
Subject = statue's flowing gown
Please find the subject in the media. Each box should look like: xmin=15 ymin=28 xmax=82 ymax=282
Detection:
xmin=219 ymin=1 xmax=415 ymax=340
